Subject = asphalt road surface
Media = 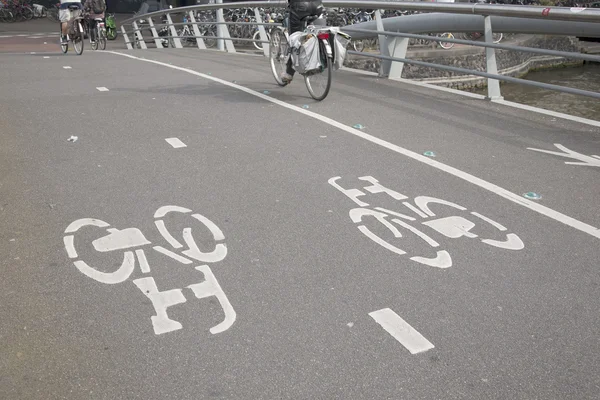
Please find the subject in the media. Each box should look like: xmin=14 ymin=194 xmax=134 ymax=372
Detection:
xmin=1 ymin=29 xmax=600 ymax=400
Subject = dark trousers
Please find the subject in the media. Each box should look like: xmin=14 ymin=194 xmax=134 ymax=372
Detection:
xmin=286 ymin=0 xmax=323 ymax=75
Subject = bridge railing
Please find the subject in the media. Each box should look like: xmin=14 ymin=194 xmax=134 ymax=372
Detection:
xmin=120 ymin=1 xmax=600 ymax=101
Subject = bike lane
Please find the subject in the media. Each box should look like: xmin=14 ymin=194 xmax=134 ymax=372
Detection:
xmin=1 ymin=51 xmax=599 ymax=400
xmin=124 ymin=48 xmax=600 ymax=229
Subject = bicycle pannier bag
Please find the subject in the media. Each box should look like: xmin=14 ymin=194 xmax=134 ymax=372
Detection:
xmin=333 ymin=31 xmax=351 ymax=70
xmin=290 ymin=33 xmax=321 ymax=75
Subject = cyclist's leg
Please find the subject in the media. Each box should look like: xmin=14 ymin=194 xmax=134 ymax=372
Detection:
xmin=286 ymin=7 xmax=303 ymax=77
xmin=90 ymin=18 xmax=97 ymax=41
xmin=286 ymin=1 xmax=322 ymax=76
xmin=58 ymin=4 xmax=69 ymax=41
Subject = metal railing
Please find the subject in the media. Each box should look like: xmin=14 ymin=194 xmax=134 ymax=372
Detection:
xmin=120 ymin=1 xmax=600 ymax=101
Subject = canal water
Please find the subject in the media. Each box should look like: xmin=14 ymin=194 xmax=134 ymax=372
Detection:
xmin=470 ymin=63 xmax=600 ymax=121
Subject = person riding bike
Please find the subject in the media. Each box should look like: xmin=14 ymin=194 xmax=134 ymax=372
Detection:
xmin=59 ymin=0 xmax=82 ymax=45
xmin=280 ymin=0 xmax=324 ymax=84
xmin=82 ymin=0 xmax=106 ymax=43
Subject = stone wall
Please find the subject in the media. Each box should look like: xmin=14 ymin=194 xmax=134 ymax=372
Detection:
xmin=344 ymin=35 xmax=584 ymax=89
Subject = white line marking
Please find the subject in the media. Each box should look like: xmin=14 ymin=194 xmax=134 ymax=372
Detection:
xmin=527 ymin=143 xmax=600 ymax=168
xmin=96 ymin=86 xmax=109 ymax=92
xmin=63 ymin=66 xmax=72 ymax=69
xmin=103 ymin=51 xmax=600 ymax=241
xmin=402 ymin=201 xmax=429 ymax=219
xmin=369 ymin=308 xmax=434 ymax=354
xmin=387 ymin=73 xmax=600 ymax=128
xmin=155 ymin=220 xmax=183 ymax=249
xmin=470 ymin=211 xmax=507 ymax=231
xmin=165 ymin=137 xmax=187 ymax=148
xmin=153 ymin=246 xmax=193 ymax=264
xmin=43 ymin=56 xmax=50 ymax=59
xmin=136 ymin=249 xmax=151 ymax=273
xmin=63 ymin=235 xmax=78 ymax=259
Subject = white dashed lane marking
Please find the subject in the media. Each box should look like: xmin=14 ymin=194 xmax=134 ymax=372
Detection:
xmin=165 ymin=138 xmax=187 ymax=149
xmin=96 ymin=87 xmax=109 ymax=92
xmin=369 ymin=308 xmax=435 ymax=354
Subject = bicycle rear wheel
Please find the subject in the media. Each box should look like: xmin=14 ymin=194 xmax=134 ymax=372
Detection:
xmin=73 ymin=21 xmax=84 ymax=55
xmin=269 ymin=28 xmax=289 ymax=87
xmin=99 ymin=30 xmax=106 ymax=50
xmin=91 ymin=28 xmax=98 ymax=50
xmin=304 ymin=54 xmax=332 ymax=101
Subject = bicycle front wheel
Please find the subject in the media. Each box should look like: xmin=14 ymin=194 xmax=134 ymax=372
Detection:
xmin=304 ymin=55 xmax=332 ymax=101
xmin=492 ymin=33 xmax=503 ymax=44
xmin=269 ymin=28 xmax=289 ymax=87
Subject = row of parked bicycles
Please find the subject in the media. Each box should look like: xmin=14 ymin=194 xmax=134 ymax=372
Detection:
xmin=131 ymin=6 xmax=508 ymax=52
xmin=0 ymin=0 xmax=47 ymax=22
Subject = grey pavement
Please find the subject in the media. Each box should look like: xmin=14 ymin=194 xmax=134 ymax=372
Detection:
xmin=1 ymin=40 xmax=599 ymax=400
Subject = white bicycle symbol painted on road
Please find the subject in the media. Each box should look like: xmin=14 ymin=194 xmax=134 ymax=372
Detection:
xmin=63 ymin=205 xmax=235 ymax=335
xmin=329 ymin=176 xmax=524 ymax=268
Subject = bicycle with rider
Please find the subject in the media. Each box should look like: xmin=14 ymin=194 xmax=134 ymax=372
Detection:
xmin=280 ymin=0 xmax=324 ymax=84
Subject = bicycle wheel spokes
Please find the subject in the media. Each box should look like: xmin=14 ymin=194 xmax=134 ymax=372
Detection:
xmin=99 ymin=31 xmax=107 ymax=50
xmin=269 ymin=29 xmax=288 ymax=87
xmin=304 ymin=54 xmax=332 ymax=101
xmin=73 ymin=22 xmax=84 ymax=55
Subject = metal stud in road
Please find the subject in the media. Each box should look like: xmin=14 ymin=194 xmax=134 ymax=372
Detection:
xmin=523 ymin=192 xmax=542 ymax=200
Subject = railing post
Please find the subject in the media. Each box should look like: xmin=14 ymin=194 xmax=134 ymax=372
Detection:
xmin=147 ymin=17 xmax=163 ymax=49
xmin=132 ymin=21 xmax=147 ymax=49
xmin=188 ymin=10 xmax=206 ymax=50
xmin=121 ymin=25 xmax=133 ymax=50
xmin=254 ymin=7 xmax=269 ymax=57
xmin=166 ymin=13 xmax=182 ymax=48
xmin=215 ymin=1 xmax=235 ymax=53
xmin=216 ymin=0 xmax=224 ymax=51
xmin=484 ymin=15 xmax=503 ymax=100
xmin=387 ymin=36 xmax=410 ymax=80
xmin=375 ymin=9 xmax=390 ymax=77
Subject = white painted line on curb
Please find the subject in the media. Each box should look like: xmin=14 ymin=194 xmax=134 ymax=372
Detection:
xmin=96 ymin=87 xmax=109 ymax=92
xmin=104 ymin=51 xmax=600 ymax=241
xmin=63 ymin=66 xmax=71 ymax=69
xmin=165 ymin=138 xmax=187 ymax=149
xmin=369 ymin=308 xmax=434 ymax=354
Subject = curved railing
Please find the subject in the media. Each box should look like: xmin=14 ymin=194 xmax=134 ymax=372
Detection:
xmin=120 ymin=1 xmax=600 ymax=102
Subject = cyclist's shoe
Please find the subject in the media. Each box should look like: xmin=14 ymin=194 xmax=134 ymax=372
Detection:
xmin=60 ymin=35 xmax=67 ymax=45
xmin=281 ymin=72 xmax=293 ymax=84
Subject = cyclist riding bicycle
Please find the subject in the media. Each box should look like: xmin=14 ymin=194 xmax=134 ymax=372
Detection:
xmin=59 ymin=0 xmax=82 ymax=44
xmin=280 ymin=0 xmax=324 ymax=84
xmin=83 ymin=0 xmax=106 ymax=43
